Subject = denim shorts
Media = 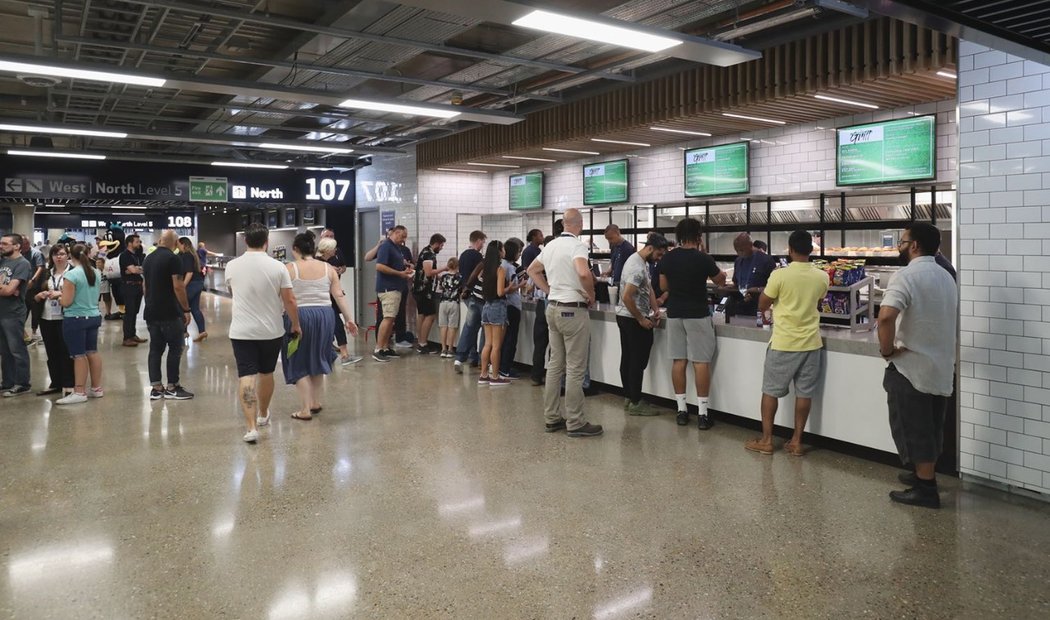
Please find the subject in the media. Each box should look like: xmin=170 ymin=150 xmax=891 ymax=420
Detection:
xmin=481 ymin=299 xmax=508 ymax=326
xmin=62 ymin=315 xmax=102 ymax=357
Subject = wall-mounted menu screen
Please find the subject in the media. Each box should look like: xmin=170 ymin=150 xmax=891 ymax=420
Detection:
xmin=836 ymin=115 xmax=937 ymax=186
xmin=583 ymin=159 xmax=629 ymax=205
xmin=684 ymin=142 xmax=749 ymax=197
xmin=509 ymin=172 xmax=543 ymax=210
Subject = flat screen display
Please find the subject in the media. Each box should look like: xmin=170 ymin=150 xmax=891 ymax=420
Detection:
xmin=684 ymin=142 xmax=749 ymax=197
xmin=583 ymin=159 xmax=628 ymax=205
xmin=836 ymin=115 xmax=937 ymax=186
xmin=283 ymin=208 xmax=297 ymax=227
xmin=509 ymin=172 xmax=543 ymax=210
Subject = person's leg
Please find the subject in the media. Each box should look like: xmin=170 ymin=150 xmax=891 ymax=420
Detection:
xmin=560 ymin=310 xmax=591 ymax=431
xmin=636 ymin=325 xmax=654 ymax=399
xmin=239 ymin=375 xmax=259 ymax=432
xmin=786 ymin=350 xmax=822 ymax=451
xmin=394 ymin=291 xmax=408 ymax=342
xmin=616 ymin=317 xmax=632 ymax=402
xmin=187 ymin=281 xmax=206 ymax=334
xmin=789 ymin=398 xmax=813 ymax=445
xmin=293 ymin=376 xmax=314 ymax=418
xmin=101 ymin=292 xmax=112 ymax=315
xmin=147 ymin=321 xmax=166 ymax=388
xmin=671 ymin=360 xmax=687 ymax=399
xmin=759 ymin=394 xmax=778 ymax=443
xmin=39 ymin=319 xmax=62 ymax=390
xmin=455 ymin=300 xmax=481 ymax=363
xmin=5 ymin=314 xmax=31 ymax=387
xmin=332 ymin=297 xmax=347 ymax=354
xmin=309 ymin=375 xmax=323 ymax=409
xmin=165 ymin=319 xmax=185 ymax=387
xmin=693 ymin=362 xmax=711 ymax=398
xmin=499 ymin=306 xmax=520 ymax=375
xmin=377 ymin=317 xmax=395 ymax=351
xmin=257 ymin=372 xmax=276 ymax=420
xmin=0 ymin=318 xmax=16 ymax=389
xmin=111 ymin=279 xmax=124 ymax=311
xmin=86 ymin=352 xmax=102 ymax=391
xmin=480 ymin=323 xmax=494 ymax=379
xmin=72 ymin=356 xmax=89 ymax=395
xmin=542 ymin=305 xmax=566 ymax=425
xmin=531 ymin=300 xmax=549 ymax=383
xmin=490 ymin=325 xmax=505 ymax=378
xmin=123 ymin=284 xmax=141 ymax=340
xmin=418 ymin=314 xmax=436 ymax=349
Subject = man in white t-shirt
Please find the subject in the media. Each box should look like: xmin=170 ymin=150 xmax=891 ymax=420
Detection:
xmin=225 ymin=224 xmax=300 ymax=443
xmin=527 ymin=208 xmax=602 ymax=438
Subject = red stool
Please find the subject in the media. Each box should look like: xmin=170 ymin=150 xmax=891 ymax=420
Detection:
xmin=364 ymin=300 xmax=379 ymax=344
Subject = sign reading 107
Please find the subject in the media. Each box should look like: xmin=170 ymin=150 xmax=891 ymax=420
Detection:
xmin=167 ymin=215 xmax=193 ymax=227
xmin=305 ymin=177 xmax=352 ymax=202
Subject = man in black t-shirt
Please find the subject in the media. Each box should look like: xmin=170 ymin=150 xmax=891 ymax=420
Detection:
xmin=142 ymin=230 xmax=193 ymax=401
xmin=454 ymin=230 xmax=487 ymax=371
xmin=119 ymin=234 xmax=146 ymax=346
xmin=413 ymin=233 xmax=448 ymax=354
xmin=658 ymin=218 xmax=727 ymax=429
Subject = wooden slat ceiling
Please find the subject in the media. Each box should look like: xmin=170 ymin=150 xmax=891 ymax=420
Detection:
xmin=418 ymin=17 xmax=958 ymax=169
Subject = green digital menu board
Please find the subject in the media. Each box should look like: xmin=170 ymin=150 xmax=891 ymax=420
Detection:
xmin=509 ymin=172 xmax=543 ymax=210
xmin=684 ymin=142 xmax=749 ymax=197
xmin=583 ymin=159 xmax=629 ymax=205
xmin=837 ymin=115 xmax=936 ymax=186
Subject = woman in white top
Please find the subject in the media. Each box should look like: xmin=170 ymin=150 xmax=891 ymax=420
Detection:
xmin=282 ymin=232 xmax=358 ymax=420
xmin=33 ymin=245 xmax=75 ymax=396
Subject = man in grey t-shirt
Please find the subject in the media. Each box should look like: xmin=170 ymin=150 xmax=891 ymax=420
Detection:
xmin=0 ymin=234 xmax=33 ymax=395
xmin=615 ymin=234 xmax=669 ymax=414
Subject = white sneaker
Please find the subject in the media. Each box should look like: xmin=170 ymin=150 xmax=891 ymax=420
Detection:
xmin=88 ymin=387 xmax=104 ymax=398
xmin=454 ymin=360 xmax=463 ymax=374
xmin=394 ymin=340 xmax=413 ymax=349
xmin=56 ymin=392 xmax=88 ymax=405
xmin=256 ymin=413 xmax=270 ymax=427
xmin=243 ymin=430 xmax=259 ymax=443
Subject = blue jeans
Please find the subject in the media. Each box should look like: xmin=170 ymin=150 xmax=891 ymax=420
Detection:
xmin=147 ymin=318 xmax=185 ymax=386
xmin=455 ymin=298 xmax=483 ymax=364
xmin=0 ymin=313 xmax=31 ymax=388
xmin=186 ymin=280 xmax=206 ymax=333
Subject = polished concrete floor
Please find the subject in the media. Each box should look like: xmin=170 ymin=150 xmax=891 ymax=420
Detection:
xmin=2 ymin=294 xmax=1049 ymax=619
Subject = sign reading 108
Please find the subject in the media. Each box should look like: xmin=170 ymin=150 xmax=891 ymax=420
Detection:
xmin=305 ymin=177 xmax=352 ymax=202
xmin=167 ymin=215 xmax=193 ymax=227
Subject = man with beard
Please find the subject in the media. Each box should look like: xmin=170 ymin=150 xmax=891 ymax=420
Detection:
xmin=0 ymin=234 xmax=32 ymax=396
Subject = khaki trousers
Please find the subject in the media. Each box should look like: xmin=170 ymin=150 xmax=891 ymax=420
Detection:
xmin=543 ymin=304 xmax=591 ymax=430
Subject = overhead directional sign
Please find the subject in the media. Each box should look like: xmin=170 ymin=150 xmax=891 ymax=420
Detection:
xmin=189 ymin=176 xmax=228 ymax=202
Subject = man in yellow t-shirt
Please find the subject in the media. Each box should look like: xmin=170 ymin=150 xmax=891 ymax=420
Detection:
xmin=745 ymin=230 xmax=829 ymax=456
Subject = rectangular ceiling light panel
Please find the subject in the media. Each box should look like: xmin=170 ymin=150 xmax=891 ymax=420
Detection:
xmin=8 ymin=149 xmax=106 ymax=160
xmin=512 ymin=10 xmax=682 ymax=53
xmin=0 ymin=60 xmax=166 ymax=88
xmin=0 ymin=123 xmax=127 ymax=139
xmin=338 ymin=98 xmax=460 ymax=119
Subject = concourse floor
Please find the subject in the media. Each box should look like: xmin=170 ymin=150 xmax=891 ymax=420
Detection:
xmin=1 ymin=294 xmax=1048 ymax=619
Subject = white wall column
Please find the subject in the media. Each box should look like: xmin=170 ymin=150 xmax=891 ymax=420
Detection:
xmin=11 ymin=204 xmax=34 ymax=237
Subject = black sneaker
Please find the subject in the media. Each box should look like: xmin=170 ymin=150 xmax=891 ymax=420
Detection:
xmin=372 ymin=350 xmax=390 ymax=363
xmin=889 ymin=485 xmax=940 ymax=509
xmin=567 ymin=422 xmax=604 ymax=437
xmin=697 ymin=414 xmax=714 ymax=430
xmin=545 ymin=419 xmax=567 ymax=433
xmin=383 ymin=348 xmax=400 ymax=358
xmin=427 ymin=344 xmax=443 ymax=355
xmin=2 ymin=385 xmax=31 ymax=398
xmin=149 ymin=387 xmax=165 ymax=400
xmin=531 ymin=377 xmax=545 ymax=386
xmin=676 ymin=411 xmax=689 ymax=426
xmin=165 ymin=385 xmax=194 ymax=400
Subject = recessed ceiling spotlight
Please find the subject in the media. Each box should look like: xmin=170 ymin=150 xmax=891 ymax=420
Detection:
xmin=814 ymin=94 xmax=879 ymax=110
xmin=591 ymin=138 xmax=650 ymax=147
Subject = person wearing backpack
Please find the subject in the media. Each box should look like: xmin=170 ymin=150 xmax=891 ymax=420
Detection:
xmin=413 ymin=234 xmax=448 ymax=354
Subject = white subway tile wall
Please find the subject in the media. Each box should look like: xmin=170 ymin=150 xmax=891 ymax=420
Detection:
xmin=959 ymin=40 xmax=1050 ymax=494
xmin=419 ymin=169 xmax=493 ymax=252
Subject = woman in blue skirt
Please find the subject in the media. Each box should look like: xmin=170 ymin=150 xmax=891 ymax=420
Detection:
xmin=282 ymin=232 xmax=359 ymax=420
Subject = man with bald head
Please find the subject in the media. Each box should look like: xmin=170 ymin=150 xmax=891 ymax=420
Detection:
xmin=730 ymin=232 xmax=776 ymax=317
xmin=142 ymin=229 xmax=194 ymax=400
xmin=527 ymin=208 xmax=603 ymax=438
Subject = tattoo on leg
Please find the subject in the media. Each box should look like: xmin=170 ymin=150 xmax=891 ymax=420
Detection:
xmin=242 ymin=386 xmax=258 ymax=406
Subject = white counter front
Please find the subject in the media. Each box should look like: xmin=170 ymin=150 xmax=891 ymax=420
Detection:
xmin=511 ymin=302 xmax=894 ymax=455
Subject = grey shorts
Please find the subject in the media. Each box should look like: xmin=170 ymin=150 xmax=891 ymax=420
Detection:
xmin=438 ymin=300 xmax=460 ymax=328
xmin=762 ymin=347 xmax=823 ymax=398
xmin=666 ymin=317 xmax=716 ymax=363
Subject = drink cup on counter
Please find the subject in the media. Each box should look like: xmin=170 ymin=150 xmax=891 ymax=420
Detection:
xmin=608 ymin=286 xmax=618 ymax=306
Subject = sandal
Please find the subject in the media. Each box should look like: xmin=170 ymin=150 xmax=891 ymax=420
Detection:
xmin=310 ymin=406 xmax=322 ymax=414
xmin=291 ymin=411 xmax=313 ymax=421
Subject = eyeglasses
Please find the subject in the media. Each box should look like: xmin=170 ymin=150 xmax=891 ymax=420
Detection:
xmin=898 ymin=238 xmax=914 ymax=247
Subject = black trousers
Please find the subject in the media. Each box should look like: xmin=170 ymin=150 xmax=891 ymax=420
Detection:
xmin=332 ymin=297 xmax=347 ymax=347
xmin=530 ymin=299 xmax=549 ymax=382
xmin=122 ymin=282 xmax=143 ymax=340
xmin=499 ymin=305 xmax=521 ymax=375
xmin=147 ymin=318 xmax=185 ymax=386
xmin=39 ymin=318 xmax=74 ymax=389
xmin=616 ymin=315 xmax=655 ymax=404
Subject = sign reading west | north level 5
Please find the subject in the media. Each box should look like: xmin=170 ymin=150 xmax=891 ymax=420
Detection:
xmin=583 ymin=160 xmax=628 ymax=205
xmin=189 ymin=177 xmax=228 ymax=202
xmin=509 ymin=172 xmax=543 ymax=210
xmin=684 ymin=142 xmax=749 ymax=197
xmin=836 ymin=115 xmax=936 ymax=185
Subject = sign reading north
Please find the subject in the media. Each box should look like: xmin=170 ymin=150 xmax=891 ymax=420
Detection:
xmin=0 ymin=159 xmax=355 ymax=205
xmin=837 ymin=115 xmax=936 ymax=185
xmin=509 ymin=172 xmax=543 ymax=210
xmin=684 ymin=142 xmax=749 ymax=197
xmin=583 ymin=159 xmax=628 ymax=205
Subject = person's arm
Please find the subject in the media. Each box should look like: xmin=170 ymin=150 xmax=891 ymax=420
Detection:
xmin=877 ymin=306 xmax=901 ymax=358
xmin=659 ymin=274 xmax=669 ymax=299
xmin=622 ymin=283 xmax=654 ymax=329
xmin=758 ymin=293 xmax=774 ymax=314
xmin=281 ymin=287 xmax=301 ymax=337
xmin=60 ymin=278 xmax=75 ymax=308
xmin=574 ymin=257 xmax=595 ymax=306
xmin=363 ymin=238 xmax=382 ymax=262
xmin=325 ymin=265 xmax=358 ymax=337
xmin=173 ymin=273 xmax=190 ymax=325
xmin=711 ymin=268 xmax=727 ymax=287
xmin=527 ymin=258 xmax=549 ymax=295
xmin=0 ymin=277 xmax=21 ymax=297
xmin=496 ymin=267 xmax=506 ymax=297
xmin=422 ymin=257 xmax=443 ymax=278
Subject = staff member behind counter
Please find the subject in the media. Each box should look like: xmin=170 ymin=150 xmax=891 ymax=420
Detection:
xmin=722 ymin=232 xmax=776 ymax=317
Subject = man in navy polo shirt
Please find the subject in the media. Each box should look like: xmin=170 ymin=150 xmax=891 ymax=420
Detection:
xmin=372 ymin=225 xmax=413 ymax=362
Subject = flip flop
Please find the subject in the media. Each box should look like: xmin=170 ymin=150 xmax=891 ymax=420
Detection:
xmin=291 ymin=412 xmax=313 ymax=421
xmin=310 ymin=406 xmax=323 ymax=414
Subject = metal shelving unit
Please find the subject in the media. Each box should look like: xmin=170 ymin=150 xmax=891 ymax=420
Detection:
xmin=819 ymin=276 xmax=875 ymax=332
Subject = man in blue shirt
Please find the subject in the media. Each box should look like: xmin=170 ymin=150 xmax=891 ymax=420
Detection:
xmin=729 ymin=232 xmax=776 ymax=317
xmin=372 ymin=225 xmax=413 ymax=362
xmin=454 ymin=230 xmax=487 ymax=372
xmin=602 ymin=225 xmax=636 ymax=286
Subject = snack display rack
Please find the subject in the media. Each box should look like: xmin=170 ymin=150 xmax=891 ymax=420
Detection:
xmin=820 ymin=276 xmax=875 ymax=332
